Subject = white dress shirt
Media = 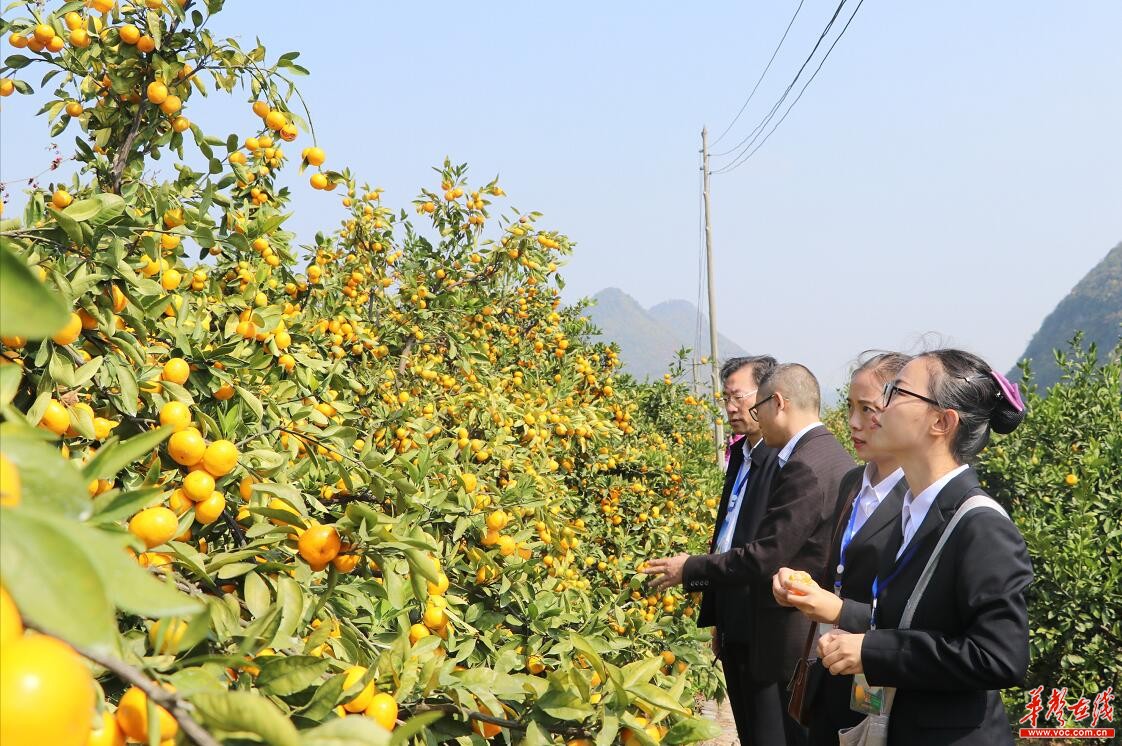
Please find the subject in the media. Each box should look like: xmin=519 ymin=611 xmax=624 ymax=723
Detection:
xmin=714 ymin=438 xmax=761 ymax=553
xmin=896 ymin=464 xmax=969 ymax=558
xmin=851 ymin=465 xmax=905 ymax=536
xmin=776 ymin=421 xmax=823 ymax=468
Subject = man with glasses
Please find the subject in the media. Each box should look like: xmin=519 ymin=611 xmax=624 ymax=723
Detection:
xmin=647 ymin=363 xmax=854 ymax=746
xmin=676 ymin=355 xmax=778 ymax=744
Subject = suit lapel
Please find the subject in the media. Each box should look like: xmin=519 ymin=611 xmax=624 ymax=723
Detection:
xmin=851 ymin=475 xmax=908 ymax=546
xmin=739 ymin=443 xmax=776 ymax=541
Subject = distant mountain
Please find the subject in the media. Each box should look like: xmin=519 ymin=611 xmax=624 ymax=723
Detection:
xmin=1012 ymin=241 xmax=1122 ymax=389
xmin=585 ymin=288 xmax=749 ymax=382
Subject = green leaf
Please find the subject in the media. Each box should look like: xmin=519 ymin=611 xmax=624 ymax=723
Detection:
xmin=0 ymin=423 xmax=90 ymax=519
xmin=621 ymin=656 xmax=664 ymax=688
xmin=0 ymin=242 xmax=69 ymax=339
xmin=50 ymin=519 xmax=203 ymax=618
xmin=83 ymin=425 xmax=173 ymax=482
xmin=0 ymin=363 xmax=22 ymax=408
xmin=300 ymin=716 xmax=391 ymax=746
xmin=90 ymin=486 xmax=164 ymax=525
xmin=190 ymin=690 xmax=300 ymax=746
xmin=256 ymin=656 xmax=332 ymax=697
xmin=627 ymin=683 xmax=690 ymax=715
xmin=0 ymin=508 xmax=119 ymax=655
xmin=662 ymin=716 xmax=723 ymax=745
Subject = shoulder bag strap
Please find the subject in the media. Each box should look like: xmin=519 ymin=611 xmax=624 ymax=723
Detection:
xmin=882 ymin=492 xmax=1009 ymax=715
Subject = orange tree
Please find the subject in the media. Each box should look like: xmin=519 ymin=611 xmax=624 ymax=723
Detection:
xmin=0 ymin=1 xmax=726 ymax=744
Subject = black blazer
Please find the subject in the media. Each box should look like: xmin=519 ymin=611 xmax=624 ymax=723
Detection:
xmin=696 ymin=438 xmax=779 ymax=642
xmin=860 ymin=467 xmax=1032 ymax=746
xmin=683 ymin=425 xmax=856 ymax=682
xmin=807 ymin=465 xmax=908 ymax=746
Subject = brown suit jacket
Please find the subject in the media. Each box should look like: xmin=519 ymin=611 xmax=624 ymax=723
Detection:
xmin=683 ymin=424 xmax=855 ymax=683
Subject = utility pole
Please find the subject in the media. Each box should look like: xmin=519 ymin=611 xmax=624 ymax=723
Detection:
xmin=701 ymin=127 xmax=724 ymax=465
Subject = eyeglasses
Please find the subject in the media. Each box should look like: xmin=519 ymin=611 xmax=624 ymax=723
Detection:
xmin=882 ymin=380 xmax=942 ymax=409
xmin=719 ymin=388 xmax=757 ymax=407
xmin=748 ymin=393 xmax=778 ymax=421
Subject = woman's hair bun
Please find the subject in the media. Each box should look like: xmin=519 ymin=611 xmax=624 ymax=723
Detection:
xmin=990 ymin=401 xmax=1025 ymax=434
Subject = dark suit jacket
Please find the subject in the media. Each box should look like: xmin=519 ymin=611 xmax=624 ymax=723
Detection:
xmin=861 ymin=467 xmax=1032 ymax=746
xmin=807 ymin=465 xmax=908 ymax=746
xmin=683 ymin=424 xmax=855 ymax=682
xmin=696 ymin=438 xmax=779 ymax=643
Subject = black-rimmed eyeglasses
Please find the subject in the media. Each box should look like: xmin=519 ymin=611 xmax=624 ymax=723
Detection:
xmin=883 ymin=380 xmax=942 ymax=409
xmin=748 ymin=393 xmax=778 ymax=421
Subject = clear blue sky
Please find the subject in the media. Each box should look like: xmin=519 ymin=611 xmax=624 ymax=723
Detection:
xmin=2 ymin=1 xmax=1120 ymax=392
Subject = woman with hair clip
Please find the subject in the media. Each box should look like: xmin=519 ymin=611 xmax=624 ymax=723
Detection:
xmin=815 ymin=349 xmax=1032 ymax=745
xmin=771 ymin=352 xmax=911 ymax=745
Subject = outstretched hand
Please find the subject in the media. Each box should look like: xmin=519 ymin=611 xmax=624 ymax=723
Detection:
xmin=643 ymin=554 xmax=689 ymax=592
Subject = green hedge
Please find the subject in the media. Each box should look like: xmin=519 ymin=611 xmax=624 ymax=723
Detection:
xmin=978 ymin=337 xmax=1121 ymax=710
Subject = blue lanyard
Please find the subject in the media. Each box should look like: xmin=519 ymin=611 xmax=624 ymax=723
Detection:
xmin=869 ymin=539 xmax=923 ymax=630
xmin=728 ymin=462 xmax=751 ymax=510
xmin=833 ymin=497 xmax=864 ymax=595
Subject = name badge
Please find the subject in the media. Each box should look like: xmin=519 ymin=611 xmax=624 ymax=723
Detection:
xmin=850 ymin=673 xmax=886 ymax=715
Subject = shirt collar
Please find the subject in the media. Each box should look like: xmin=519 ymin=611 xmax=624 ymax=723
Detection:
xmin=902 ymin=464 xmax=969 ymax=521
xmin=861 ymin=464 xmax=905 ymax=502
xmin=777 ymin=422 xmax=823 ymax=467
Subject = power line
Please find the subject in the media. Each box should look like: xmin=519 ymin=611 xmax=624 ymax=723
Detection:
xmin=713 ymin=0 xmax=866 ymax=175
xmin=710 ymin=0 xmax=850 ymax=160
xmin=710 ymin=0 xmax=808 ymax=148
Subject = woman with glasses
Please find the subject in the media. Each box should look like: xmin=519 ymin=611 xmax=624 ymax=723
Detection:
xmin=814 ymin=349 xmax=1031 ymax=745
xmin=771 ymin=352 xmax=911 ymax=745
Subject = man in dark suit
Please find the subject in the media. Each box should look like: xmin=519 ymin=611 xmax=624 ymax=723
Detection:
xmin=689 ymin=355 xmax=779 ymax=743
xmin=647 ymin=363 xmax=855 ymax=746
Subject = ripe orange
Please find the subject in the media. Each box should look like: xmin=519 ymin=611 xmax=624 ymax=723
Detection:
xmin=0 ymin=454 xmax=21 ymax=508
xmin=408 ymin=623 xmax=430 ymax=645
xmin=118 ymin=24 xmax=140 ymax=45
xmin=64 ymin=12 xmax=84 ymax=30
xmin=193 ymin=491 xmax=224 ymax=524
xmin=0 ymin=79 xmax=13 ymax=97
xmin=172 ymin=116 xmax=190 ymax=133
xmin=159 ymin=95 xmax=181 ymax=115
xmin=331 ymin=553 xmax=360 ymax=573
xmin=8 ymin=33 xmax=29 ymax=49
xmin=52 ymin=311 xmax=83 ymax=344
xmin=0 ymin=586 xmax=22 ymax=645
xmin=341 ymin=666 xmax=374 ymax=712
xmin=422 ymin=603 xmax=447 ymax=630
xmin=309 ymin=173 xmax=328 ymax=190
xmin=159 ymin=400 xmax=192 ymax=431
xmin=214 ymin=382 xmax=235 ymax=400
xmin=461 ymin=473 xmax=478 ymax=492
xmin=146 ymin=81 xmax=168 ymax=104
xmin=0 ymin=634 xmax=95 ymax=746
xmin=201 ymin=439 xmax=238 ymax=476
xmin=39 ymin=399 xmax=71 ymax=435
xmin=486 ymin=509 xmax=508 ymax=531
xmin=69 ymin=28 xmax=90 ymax=47
xmin=264 ymin=110 xmax=286 ymax=130
xmin=365 ymin=692 xmax=398 ymax=730
xmin=305 ymin=147 xmax=325 ymax=166
xmin=90 ymin=0 xmax=115 ymax=12
xmin=298 ymin=525 xmax=341 ymax=569
xmin=251 ymin=100 xmax=269 ymax=117
xmin=161 ymin=357 xmax=190 ymax=384
xmin=86 ymin=709 xmax=125 ymax=746
xmin=129 ymin=506 xmax=179 ymax=548
xmin=787 ymin=570 xmax=813 ymax=596
xmin=182 ymin=470 xmax=215 ymax=501
xmin=33 ymin=24 xmax=55 ymax=44
xmin=427 ymin=571 xmax=450 ymax=596
xmin=148 ymin=618 xmax=188 ymax=654
xmin=115 ymin=685 xmax=177 ymax=742
xmin=471 ymin=704 xmax=502 ymax=738
xmin=65 ymin=101 xmax=84 ymax=117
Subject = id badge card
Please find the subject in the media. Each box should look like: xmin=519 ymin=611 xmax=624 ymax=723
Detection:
xmin=850 ymin=673 xmax=886 ymax=715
